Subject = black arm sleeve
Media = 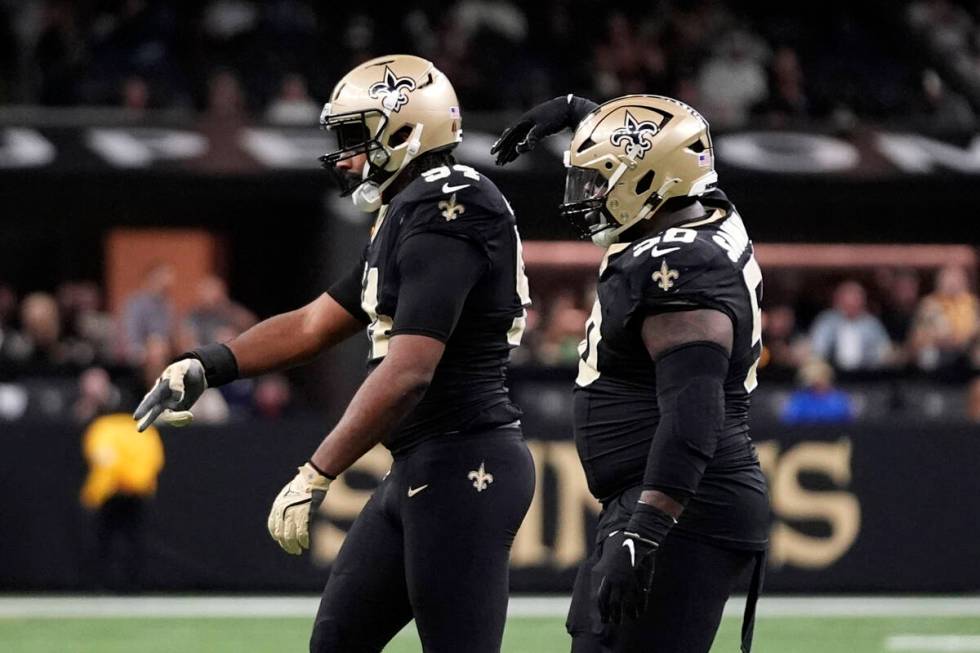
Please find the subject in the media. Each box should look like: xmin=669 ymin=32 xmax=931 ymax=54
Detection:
xmin=567 ymin=95 xmax=599 ymax=127
xmin=327 ymin=253 xmax=369 ymax=324
xmin=642 ymin=341 xmax=730 ymax=501
xmin=389 ymin=232 xmax=489 ymax=342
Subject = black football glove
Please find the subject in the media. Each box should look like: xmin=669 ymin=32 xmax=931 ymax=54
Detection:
xmin=593 ymin=501 xmax=678 ymax=624
xmin=593 ymin=530 xmax=659 ymax=624
xmin=490 ymin=95 xmax=598 ymax=166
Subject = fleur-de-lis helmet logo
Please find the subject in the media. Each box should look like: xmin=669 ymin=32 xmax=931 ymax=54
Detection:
xmin=368 ymin=65 xmax=417 ymax=112
xmin=610 ymin=110 xmax=660 ymax=159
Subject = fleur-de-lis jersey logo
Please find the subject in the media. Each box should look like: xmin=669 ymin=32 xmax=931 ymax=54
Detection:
xmin=610 ymin=110 xmax=660 ymax=159
xmin=368 ymin=66 xmax=417 ymax=112
xmin=652 ymin=259 xmax=680 ymax=291
xmin=438 ymin=194 xmax=465 ymax=221
xmin=467 ymin=462 xmax=494 ymax=492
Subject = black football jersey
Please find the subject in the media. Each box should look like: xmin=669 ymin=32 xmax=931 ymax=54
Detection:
xmin=335 ymin=164 xmax=531 ymax=454
xmin=573 ymin=188 xmax=769 ymax=549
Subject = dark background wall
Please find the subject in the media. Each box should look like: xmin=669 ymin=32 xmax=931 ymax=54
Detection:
xmin=3 ymin=394 xmax=978 ymax=594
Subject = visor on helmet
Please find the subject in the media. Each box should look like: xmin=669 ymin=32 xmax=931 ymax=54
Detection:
xmin=559 ymin=167 xmax=614 ymax=240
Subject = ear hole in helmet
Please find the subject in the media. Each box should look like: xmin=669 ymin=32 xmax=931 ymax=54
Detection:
xmin=388 ymin=125 xmax=414 ymax=147
xmin=687 ymin=139 xmax=707 ymax=153
xmin=604 ymin=161 xmax=614 ymax=169
xmin=635 ymin=170 xmax=655 ymax=195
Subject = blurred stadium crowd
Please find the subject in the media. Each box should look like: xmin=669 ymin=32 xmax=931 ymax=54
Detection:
xmin=0 ymin=267 xmax=295 ymax=425
xmin=1 ymin=263 xmax=979 ymax=425
xmin=1 ymin=0 xmax=979 ymax=426
xmin=0 ymin=0 xmax=977 ymax=131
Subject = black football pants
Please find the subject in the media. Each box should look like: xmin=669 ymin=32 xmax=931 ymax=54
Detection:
xmin=567 ymin=487 xmax=763 ymax=653
xmin=310 ymin=427 xmax=535 ymax=653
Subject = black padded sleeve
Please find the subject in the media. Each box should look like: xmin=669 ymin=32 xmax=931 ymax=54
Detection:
xmin=642 ymin=341 xmax=730 ymax=501
xmin=389 ymin=232 xmax=490 ymax=342
xmin=327 ymin=252 xmax=370 ymax=324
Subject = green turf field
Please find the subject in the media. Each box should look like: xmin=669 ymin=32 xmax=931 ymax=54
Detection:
xmin=5 ymin=615 xmax=980 ymax=652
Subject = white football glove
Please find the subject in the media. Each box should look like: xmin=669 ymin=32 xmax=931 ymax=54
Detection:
xmin=268 ymin=463 xmax=332 ymax=555
xmin=133 ymin=358 xmax=207 ymax=432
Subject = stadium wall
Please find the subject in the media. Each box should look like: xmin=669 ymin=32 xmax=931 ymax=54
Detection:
xmin=2 ymin=409 xmax=977 ymax=593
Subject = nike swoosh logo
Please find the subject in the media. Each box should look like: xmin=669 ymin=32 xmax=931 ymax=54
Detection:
xmin=407 ymin=484 xmax=429 ymax=497
xmin=442 ymin=183 xmax=470 ymax=194
xmin=623 ymin=539 xmax=636 ymax=567
xmin=648 ymin=247 xmax=680 ymax=257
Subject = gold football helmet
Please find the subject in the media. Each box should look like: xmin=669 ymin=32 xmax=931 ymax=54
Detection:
xmin=561 ymin=95 xmax=718 ymax=247
xmin=319 ymin=54 xmax=463 ymax=212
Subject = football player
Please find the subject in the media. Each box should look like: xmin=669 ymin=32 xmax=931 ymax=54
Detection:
xmin=134 ymin=55 xmax=535 ymax=652
xmin=493 ymin=95 xmax=769 ymax=652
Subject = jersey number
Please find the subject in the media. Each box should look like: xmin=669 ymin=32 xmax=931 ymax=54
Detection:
xmin=632 ymin=228 xmax=697 ymax=258
xmin=420 ymin=164 xmax=481 ymax=182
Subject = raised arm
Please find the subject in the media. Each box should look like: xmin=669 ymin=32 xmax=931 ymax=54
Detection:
xmin=491 ymin=94 xmax=599 ymax=166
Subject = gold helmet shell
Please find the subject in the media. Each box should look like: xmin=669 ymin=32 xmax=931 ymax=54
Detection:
xmin=319 ymin=55 xmax=463 ymax=211
xmin=561 ymin=94 xmax=717 ymax=246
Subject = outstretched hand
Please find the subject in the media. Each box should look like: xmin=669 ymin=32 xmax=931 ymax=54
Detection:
xmin=491 ymin=95 xmax=579 ymax=166
xmin=133 ymin=358 xmax=207 ymax=432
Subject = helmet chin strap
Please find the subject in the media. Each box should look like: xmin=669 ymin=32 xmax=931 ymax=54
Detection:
xmin=351 ymin=124 xmax=426 ymax=213
xmin=591 ymin=177 xmax=681 ymax=248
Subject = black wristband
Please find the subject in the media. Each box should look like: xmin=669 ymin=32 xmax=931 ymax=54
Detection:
xmin=626 ymin=501 xmax=678 ymax=546
xmin=178 ymin=343 xmax=239 ymax=388
xmin=307 ymin=459 xmax=337 ymax=481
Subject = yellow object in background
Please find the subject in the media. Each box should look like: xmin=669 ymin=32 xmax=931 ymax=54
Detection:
xmin=80 ymin=414 xmax=164 ymax=509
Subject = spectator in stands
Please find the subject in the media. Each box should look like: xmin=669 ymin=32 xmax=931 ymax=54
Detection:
xmin=537 ymin=291 xmax=588 ymax=366
xmin=967 ymin=376 xmax=980 ymax=423
xmin=907 ymin=0 xmax=974 ymax=51
xmin=781 ymin=358 xmax=855 ymax=424
xmin=73 ymin=366 xmax=122 ymax=424
xmin=809 ymin=280 xmax=892 ymax=370
xmin=879 ymin=269 xmax=922 ymax=344
xmin=139 ymin=333 xmax=171 ymax=392
xmin=754 ymin=46 xmax=808 ymax=125
xmin=179 ymin=275 xmax=256 ymax=351
xmin=58 ymin=281 xmax=115 ymax=366
xmin=697 ymin=29 xmax=769 ymax=128
xmin=592 ymin=12 xmax=668 ymax=98
xmin=910 ymin=265 xmax=979 ymax=370
xmin=761 ymin=304 xmax=805 ymax=380
xmin=121 ymin=262 xmax=175 ymax=365
xmin=13 ymin=292 xmax=68 ymax=372
xmin=265 ymin=72 xmax=319 ymax=125
xmin=0 ymin=283 xmax=20 ymax=368
xmin=913 ymin=69 xmax=975 ymax=133
xmin=0 ymin=283 xmax=14 ymax=328
xmin=205 ymin=68 xmax=248 ymax=121
xmin=195 ymin=68 xmax=261 ymax=172
xmin=120 ymin=76 xmax=150 ymax=114
xmin=34 ymin=0 xmax=85 ymax=105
